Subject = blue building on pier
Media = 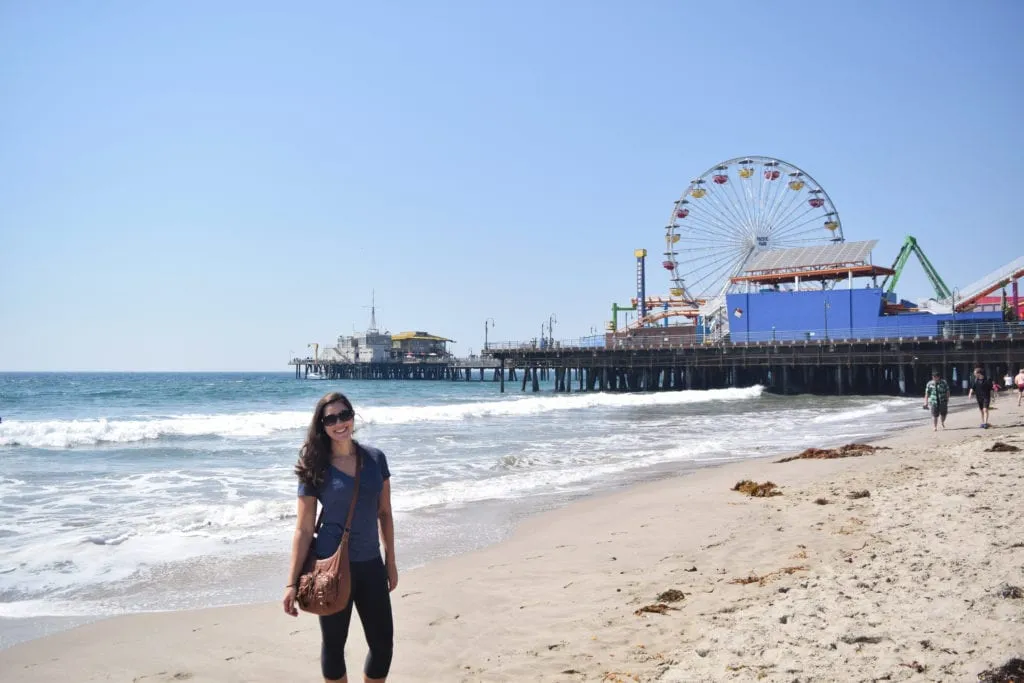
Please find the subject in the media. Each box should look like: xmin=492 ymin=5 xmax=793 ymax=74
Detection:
xmin=723 ymin=241 xmax=1001 ymax=343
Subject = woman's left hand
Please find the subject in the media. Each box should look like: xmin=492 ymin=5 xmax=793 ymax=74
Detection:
xmin=386 ymin=559 xmax=399 ymax=592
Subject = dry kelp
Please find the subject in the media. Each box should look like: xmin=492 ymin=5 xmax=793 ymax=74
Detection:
xmin=732 ymin=480 xmax=781 ymax=497
xmin=634 ymin=603 xmax=677 ymax=616
xmin=776 ymin=443 xmax=890 ymax=463
xmin=978 ymin=658 xmax=1024 ymax=683
xmin=655 ymin=589 xmax=686 ymax=603
xmin=847 ymin=489 xmax=871 ymax=499
xmin=728 ymin=565 xmax=807 ymax=586
xmin=996 ymin=583 xmax=1024 ymax=599
xmin=985 ymin=442 xmax=1021 ymax=453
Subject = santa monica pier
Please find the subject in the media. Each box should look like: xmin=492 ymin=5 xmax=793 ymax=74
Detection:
xmin=291 ymin=156 xmax=1024 ymax=396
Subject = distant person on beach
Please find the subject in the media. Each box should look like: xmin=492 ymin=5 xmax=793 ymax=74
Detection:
xmin=283 ymin=392 xmax=396 ymax=683
xmin=923 ymin=371 xmax=950 ymax=431
xmin=1015 ymin=368 xmax=1024 ymax=407
xmin=967 ymin=367 xmax=993 ymax=428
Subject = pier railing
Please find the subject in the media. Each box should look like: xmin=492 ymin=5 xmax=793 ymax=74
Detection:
xmin=289 ymin=356 xmax=500 ymax=367
xmin=487 ymin=321 xmax=1023 ymax=352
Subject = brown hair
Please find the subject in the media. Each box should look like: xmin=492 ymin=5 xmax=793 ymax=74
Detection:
xmin=294 ymin=392 xmax=355 ymax=489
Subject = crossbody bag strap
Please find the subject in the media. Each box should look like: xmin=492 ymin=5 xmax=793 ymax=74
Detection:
xmin=313 ymin=501 xmax=327 ymax=534
xmin=340 ymin=446 xmax=362 ymax=539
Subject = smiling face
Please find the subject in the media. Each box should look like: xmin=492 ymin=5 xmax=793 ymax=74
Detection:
xmin=321 ymin=400 xmax=355 ymax=446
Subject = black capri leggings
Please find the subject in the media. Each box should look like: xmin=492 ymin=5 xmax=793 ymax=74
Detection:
xmin=319 ymin=557 xmax=394 ymax=680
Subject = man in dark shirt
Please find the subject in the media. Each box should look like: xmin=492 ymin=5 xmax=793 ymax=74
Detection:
xmin=967 ymin=366 xmax=993 ymax=428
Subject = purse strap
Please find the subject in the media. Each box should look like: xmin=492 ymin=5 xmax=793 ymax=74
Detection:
xmin=313 ymin=445 xmax=362 ymax=536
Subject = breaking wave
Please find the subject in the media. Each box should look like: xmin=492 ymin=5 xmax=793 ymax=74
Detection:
xmin=0 ymin=386 xmax=764 ymax=449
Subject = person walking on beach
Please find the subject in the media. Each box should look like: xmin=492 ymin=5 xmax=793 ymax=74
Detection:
xmin=967 ymin=367 xmax=994 ymax=428
xmin=283 ymin=392 xmax=397 ymax=683
xmin=923 ymin=370 xmax=950 ymax=431
xmin=1015 ymin=367 xmax=1024 ymax=408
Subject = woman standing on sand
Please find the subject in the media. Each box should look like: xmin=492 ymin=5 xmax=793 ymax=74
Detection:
xmin=283 ymin=392 xmax=397 ymax=683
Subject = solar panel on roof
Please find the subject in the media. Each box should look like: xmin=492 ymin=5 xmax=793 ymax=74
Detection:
xmin=742 ymin=240 xmax=877 ymax=273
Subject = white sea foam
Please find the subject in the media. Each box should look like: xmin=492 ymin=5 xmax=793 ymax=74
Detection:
xmin=389 ymin=398 xmax=914 ymax=514
xmin=811 ymin=404 xmax=888 ymax=423
xmin=82 ymin=532 xmax=133 ymax=546
xmin=0 ymin=599 xmax=113 ymax=619
xmin=393 ymin=439 xmax=726 ymax=511
xmin=810 ymin=398 xmax=913 ymax=424
xmin=1 ymin=496 xmax=296 ymax=597
xmin=360 ymin=385 xmax=763 ymax=424
xmin=0 ymin=386 xmax=764 ymax=449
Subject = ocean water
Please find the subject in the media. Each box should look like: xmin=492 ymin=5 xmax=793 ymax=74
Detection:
xmin=0 ymin=372 xmax=922 ymax=648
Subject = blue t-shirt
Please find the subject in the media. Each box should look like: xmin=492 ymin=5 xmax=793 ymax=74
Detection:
xmin=297 ymin=443 xmax=390 ymax=562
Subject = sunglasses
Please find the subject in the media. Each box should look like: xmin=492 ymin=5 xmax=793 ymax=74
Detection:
xmin=322 ymin=409 xmax=355 ymax=427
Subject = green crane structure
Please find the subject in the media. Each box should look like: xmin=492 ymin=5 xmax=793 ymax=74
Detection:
xmin=880 ymin=236 xmax=952 ymax=301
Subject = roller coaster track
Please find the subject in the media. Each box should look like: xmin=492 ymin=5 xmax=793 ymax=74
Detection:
xmin=954 ymin=255 xmax=1024 ymax=312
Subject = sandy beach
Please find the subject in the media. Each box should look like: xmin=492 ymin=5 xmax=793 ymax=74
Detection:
xmin=1 ymin=399 xmax=1022 ymax=682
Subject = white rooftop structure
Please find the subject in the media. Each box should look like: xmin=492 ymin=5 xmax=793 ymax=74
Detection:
xmin=742 ymin=240 xmax=878 ymax=274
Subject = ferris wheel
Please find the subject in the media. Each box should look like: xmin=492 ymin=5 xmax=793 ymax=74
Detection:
xmin=663 ymin=156 xmax=844 ymax=302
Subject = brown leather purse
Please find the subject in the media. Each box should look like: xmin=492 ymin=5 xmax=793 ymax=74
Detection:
xmin=296 ymin=450 xmax=361 ymax=616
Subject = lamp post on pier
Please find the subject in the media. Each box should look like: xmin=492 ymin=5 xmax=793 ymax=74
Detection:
xmin=484 ymin=318 xmax=495 ymax=352
xmin=548 ymin=313 xmax=558 ymax=346
xmin=823 ymin=299 xmax=831 ymax=341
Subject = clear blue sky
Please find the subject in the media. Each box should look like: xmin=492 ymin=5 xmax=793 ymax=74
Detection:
xmin=2 ymin=1 xmax=1022 ymax=371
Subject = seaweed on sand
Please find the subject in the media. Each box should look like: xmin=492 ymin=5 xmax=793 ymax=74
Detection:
xmin=728 ymin=565 xmax=808 ymax=586
xmin=655 ymin=589 xmax=686 ymax=603
xmin=634 ymin=603 xmax=677 ymax=616
xmin=985 ymin=442 xmax=1021 ymax=453
xmin=996 ymin=584 xmax=1024 ymax=599
xmin=776 ymin=443 xmax=891 ymax=463
xmin=977 ymin=658 xmax=1024 ymax=683
xmin=732 ymin=480 xmax=781 ymax=497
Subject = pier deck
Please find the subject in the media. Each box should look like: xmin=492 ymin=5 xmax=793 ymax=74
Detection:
xmin=288 ymin=323 xmax=1023 ymax=397
xmin=486 ymin=322 xmax=1024 ymax=396
xmin=288 ymin=357 xmax=500 ymax=381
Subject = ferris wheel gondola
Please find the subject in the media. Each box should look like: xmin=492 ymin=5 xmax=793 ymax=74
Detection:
xmin=664 ymin=156 xmax=844 ymax=304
